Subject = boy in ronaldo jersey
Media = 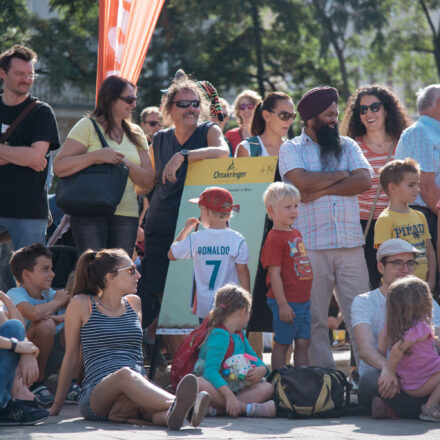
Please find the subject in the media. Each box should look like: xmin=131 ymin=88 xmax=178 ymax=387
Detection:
xmin=260 ymin=182 xmax=313 ymax=370
xmin=168 ymin=187 xmax=250 ymax=320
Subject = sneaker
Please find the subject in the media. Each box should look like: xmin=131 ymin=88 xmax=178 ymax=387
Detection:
xmin=166 ymin=374 xmax=198 ymax=430
xmin=186 ymin=391 xmax=210 ymax=427
xmin=247 ymin=400 xmax=276 ymax=418
xmin=0 ymin=399 xmax=49 ymax=426
xmin=371 ymin=396 xmax=399 ymax=419
xmin=65 ymin=381 xmax=82 ymax=404
xmin=31 ymin=384 xmax=54 ymax=408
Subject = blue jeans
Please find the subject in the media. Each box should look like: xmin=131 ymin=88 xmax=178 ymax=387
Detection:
xmin=0 ymin=320 xmax=26 ymax=408
xmin=0 ymin=218 xmax=47 ymax=250
xmin=70 ymin=215 xmax=138 ymax=255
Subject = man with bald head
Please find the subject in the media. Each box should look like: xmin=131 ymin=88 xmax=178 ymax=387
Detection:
xmin=279 ymin=86 xmax=373 ymax=368
xmin=395 ymin=84 xmax=440 ymax=253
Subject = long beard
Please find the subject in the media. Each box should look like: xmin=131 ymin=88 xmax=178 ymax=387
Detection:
xmin=315 ymin=124 xmax=342 ymax=171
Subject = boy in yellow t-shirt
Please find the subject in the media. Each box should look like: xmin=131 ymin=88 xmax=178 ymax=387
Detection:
xmin=374 ymin=158 xmax=436 ymax=289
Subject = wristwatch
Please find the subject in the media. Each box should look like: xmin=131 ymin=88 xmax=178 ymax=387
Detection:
xmin=9 ymin=337 xmax=18 ymax=352
xmin=180 ymin=149 xmax=190 ymax=163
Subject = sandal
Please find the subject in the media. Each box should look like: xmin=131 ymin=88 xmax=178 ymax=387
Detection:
xmin=419 ymin=404 xmax=440 ymax=422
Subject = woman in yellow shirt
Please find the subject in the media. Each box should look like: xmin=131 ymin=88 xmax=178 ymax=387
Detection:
xmin=54 ymin=76 xmax=154 ymax=255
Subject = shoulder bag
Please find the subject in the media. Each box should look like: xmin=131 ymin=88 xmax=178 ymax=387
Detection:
xmin=56 ymin=118 xmax=129 ymax=218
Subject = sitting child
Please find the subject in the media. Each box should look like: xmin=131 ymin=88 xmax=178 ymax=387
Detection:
xmin=260 ymin=182 xmax=313 ymax=370
xmin=7 ymin=244 xmax=80 ymax=406
xmin=168 ymin=186 xmax=250 ymax=320
xmin=378 ymin=276 xmax=440 ymax=422
xmin=0 ymin=290 xmax=49 ymax=425
xmin=195 ymin=283 xmax=275 ymax=417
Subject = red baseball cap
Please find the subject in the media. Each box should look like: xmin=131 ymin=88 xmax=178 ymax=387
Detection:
xmin=189 ymin=187 xmax=239 ymax=213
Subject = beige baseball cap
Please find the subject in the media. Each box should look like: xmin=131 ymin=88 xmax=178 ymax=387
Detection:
xmin=376 ymin=238 xmax=421 ymax=261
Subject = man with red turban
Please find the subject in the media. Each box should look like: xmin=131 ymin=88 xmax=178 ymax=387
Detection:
xmin=278 ymin=86 xmax=373 ymax=368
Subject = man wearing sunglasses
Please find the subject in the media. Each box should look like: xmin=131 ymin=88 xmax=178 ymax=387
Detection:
xmin=352 ymin=238 xmax=440 ymax=418
xmin=279 ymin=86 xmax=373 ymax=370
xmin=0 ymin=45 xmax=59 ymax=250
xmin=395 ymin=85 xmax=440 ymax=260
xmin=140 ymin=106 xmax=162 ymax=144
xmin=137 ymin=74 xmax=229 ymax=341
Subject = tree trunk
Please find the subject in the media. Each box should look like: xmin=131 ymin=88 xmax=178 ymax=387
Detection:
xmin=249 ymin=1 xmax=265 ymax=97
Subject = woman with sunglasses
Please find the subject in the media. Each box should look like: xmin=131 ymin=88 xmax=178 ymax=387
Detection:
xmin=235 ymin=92 xmax=295 ymax=158
xmin=225 ymin=89 xmax=262 ymax=156
xmin=49 ymin=248 xmax=209 ymax=429
xmin=341 ymin=84 xmax=412 ymax=288
xmin=54 ymin=76 xmax=154 ymax=256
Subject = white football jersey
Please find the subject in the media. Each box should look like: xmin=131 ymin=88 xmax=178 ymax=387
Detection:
xmin=171 ymin=227 xmax=249 ymax=318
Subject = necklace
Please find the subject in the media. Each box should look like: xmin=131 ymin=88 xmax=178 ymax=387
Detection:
xmin=96 ymin=298 xmax=124 ymax=313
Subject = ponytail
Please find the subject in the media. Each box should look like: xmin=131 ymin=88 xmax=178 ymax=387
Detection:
xmin=207 ymin=283 xmax=251 ymax=329
xmin=71 ymin=248 xmax=128 ymax=296
xmin=250 ymin=101 xmax=265 ymax=136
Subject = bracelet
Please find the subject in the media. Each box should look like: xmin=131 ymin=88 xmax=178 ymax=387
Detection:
xmin=9 ymin=338 xmax=18 ymax=352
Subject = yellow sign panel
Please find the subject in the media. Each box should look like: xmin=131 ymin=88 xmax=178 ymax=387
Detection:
xmin=185 ymin=156 xmax=278 ymax=186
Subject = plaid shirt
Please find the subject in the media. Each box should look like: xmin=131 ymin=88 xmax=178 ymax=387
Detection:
xmin=279 ymin=130 xmax=373 ymax=250
xmin=395 ymin=115 xmax=440 ymax=208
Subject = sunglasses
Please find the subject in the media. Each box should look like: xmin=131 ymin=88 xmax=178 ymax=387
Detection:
xmin=266 ymin=110 xmax=296 ymax=121
xmin=172 ymin=100 xmax=200 ymax=108
xmin=143 ymin=121 xmax=160 ymax=127
xmin=359 ymin=102 xmax=382 ymax=115
xmin=239 ymin=103 xmax=255 ymax=111
xmin=119 ymin=95 xmax=137 ymax=104
xmin=116 ymin=264 xmax=137 ymax=275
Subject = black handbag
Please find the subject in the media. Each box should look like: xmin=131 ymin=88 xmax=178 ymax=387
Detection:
xmin=56 ymin=118 xmax=129 ymax=218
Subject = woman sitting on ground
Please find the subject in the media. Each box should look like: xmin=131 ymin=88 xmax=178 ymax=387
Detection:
xmin=49 ymin=248 xmax=209 ymax=430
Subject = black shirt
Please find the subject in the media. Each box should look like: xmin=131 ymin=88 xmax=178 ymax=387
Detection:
xmin=145 ymin=122 xmax=214 ymax=244
xmin=0 ymin=95 xmax=60 ymax=219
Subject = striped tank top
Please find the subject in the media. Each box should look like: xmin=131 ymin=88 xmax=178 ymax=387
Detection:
xmin=356 ymin=137 xmax=395 ymax=220
xmin=80 ymin=296 xmax=145 ymax=393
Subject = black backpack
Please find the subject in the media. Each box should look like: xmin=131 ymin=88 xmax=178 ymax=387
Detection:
xmin=269 ymin=365 xmax=351 ymax=418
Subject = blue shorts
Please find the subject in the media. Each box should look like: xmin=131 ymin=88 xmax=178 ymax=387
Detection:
xmin=267 ymin=297 xmax=311 ymax=345
xmin=79 ymin=385 xmax=107 ymax=421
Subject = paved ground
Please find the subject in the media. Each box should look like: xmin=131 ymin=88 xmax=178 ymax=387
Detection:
xmin=5 ymin=404 xmax=440 ymax=440
xmin=6 ymin=350 xmax=440 ymax=439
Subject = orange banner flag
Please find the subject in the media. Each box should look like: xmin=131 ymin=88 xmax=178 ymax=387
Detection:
xmin=96 ymin=0 xmax=165 ymax=96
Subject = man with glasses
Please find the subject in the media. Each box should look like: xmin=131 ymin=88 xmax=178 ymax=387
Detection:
xmin=352 ymin=238 xmax=440 ymax=418
xmin=0 ymin=45 xmax=59 ymax=250
xmin=279 ymin=86 xmax=373 ymax=369
xmin=137 ymin=73 xmax=229 ymax=348
xmin=140 ymin=106 xmax=162 ymax=144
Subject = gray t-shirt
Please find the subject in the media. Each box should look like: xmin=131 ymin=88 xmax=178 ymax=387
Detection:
xmin=352 ymin=288 xmax=440 ymax=376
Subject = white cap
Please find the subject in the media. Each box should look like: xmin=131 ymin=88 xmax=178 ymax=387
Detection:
xmin=376 ymin=238 xmax=421 ymax=261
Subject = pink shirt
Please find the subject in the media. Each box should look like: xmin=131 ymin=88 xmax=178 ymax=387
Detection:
xmin=396 ymin=321 xmax=440 ymax=391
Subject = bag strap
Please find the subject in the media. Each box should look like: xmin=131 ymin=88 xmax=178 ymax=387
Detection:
xmin=247 ymin=136 xmax=262 ymax=157
xmin=363 ymin=144 xmax=395 ymax=240
xmin=89 ymin=118 xmax=110 ymax=149
xmin=0 ymin=100 xmax=39 ymax=143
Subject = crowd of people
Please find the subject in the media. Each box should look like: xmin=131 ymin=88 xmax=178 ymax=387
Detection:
xmin=1 ymin=42 xmax=440 ymax=430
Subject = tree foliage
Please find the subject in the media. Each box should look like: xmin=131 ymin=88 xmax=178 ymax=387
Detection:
xmin=5 ymin=0 xmax=439 ymax=112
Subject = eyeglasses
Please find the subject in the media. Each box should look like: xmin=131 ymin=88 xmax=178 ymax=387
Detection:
xmin=13 ymin=72 xmax=39 ymax=80
xmin=359 ymin=102 xmax=382 ymax=115
xmin=172 ymin=100 xmax=200 ymax=108
xmin=383 ymin=259 xmax=418 ymax=270
xmin=143 ymin=121 xmax=160 ymax=127
xmin=119 ymin=95 xmax=137 ymax=104
xmin=239 ymin=103 xmax=255 ymax=111
xmin=266 ymin=110 xmax=296 ymax=121
xmin=116 ymin=264 xmax=137 ymax=275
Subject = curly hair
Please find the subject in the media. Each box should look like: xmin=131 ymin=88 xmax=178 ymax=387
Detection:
xmin=160 ymin=74 xmax=209 ymax=127
xmin=340 ymin=84 xmax=412 ymax=139
xmin=386 ymin=276 xmax=433 ymax=348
